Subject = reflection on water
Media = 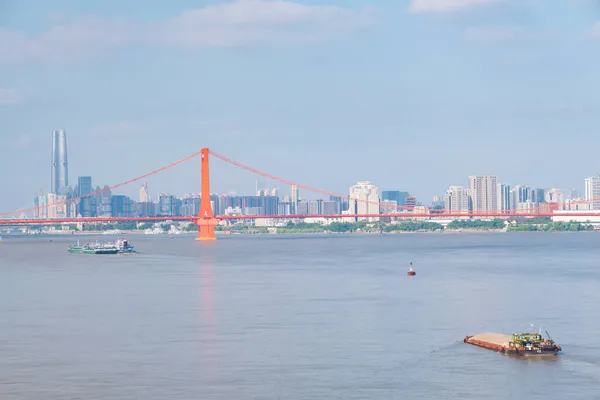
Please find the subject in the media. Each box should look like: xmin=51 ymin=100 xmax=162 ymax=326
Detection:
xmin=1 ymin=232 xmax=600 ymax=399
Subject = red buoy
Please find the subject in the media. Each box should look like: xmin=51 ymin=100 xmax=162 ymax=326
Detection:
xmin=407 ymin=262 xmax=416 ymax=276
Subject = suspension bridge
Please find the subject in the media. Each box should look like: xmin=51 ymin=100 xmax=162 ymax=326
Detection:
xmin=0 ymin=148 xmax=598 ymax=240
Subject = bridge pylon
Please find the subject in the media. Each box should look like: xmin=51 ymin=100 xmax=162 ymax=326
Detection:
xmin=196 ymin=148 xmax=218 ymax=241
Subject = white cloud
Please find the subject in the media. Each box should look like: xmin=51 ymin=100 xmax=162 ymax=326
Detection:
xmin=0 ymin=0 xmax=369 ymax=62
xmin=0 ymin=88 xmax=25 ymax=105
xmin=409 ymin=0 xmax=501 ymax=13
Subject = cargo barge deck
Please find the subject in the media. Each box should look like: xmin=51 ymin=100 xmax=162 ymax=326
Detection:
xmin=464 ymin=332 xmax=561 ymax=356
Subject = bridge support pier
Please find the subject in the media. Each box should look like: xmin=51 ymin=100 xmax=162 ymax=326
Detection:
xmin=195 ymin=148 xmax=218 ymax=241
xmin=196 ymin=217 xmax=218 ymax=241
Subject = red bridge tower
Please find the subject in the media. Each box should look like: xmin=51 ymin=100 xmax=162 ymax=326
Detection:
xmin=196 ymin=148 xmax=218 ymax=241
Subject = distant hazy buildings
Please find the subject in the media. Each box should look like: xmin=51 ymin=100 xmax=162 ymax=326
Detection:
xmin=444 ymin=186 xmax=470 ymax=213
xmin=469 ymin=175 xmax=498 ymax=212
xmin=51 ymin=129 xmax=69 ymax=195
xmin=584 ymin=175 xmax=600 ymax=209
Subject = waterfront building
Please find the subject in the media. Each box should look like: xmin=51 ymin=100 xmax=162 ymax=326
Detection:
xmin=96 ymin=186 xmax=112 ymax=217
xmin=584 ymin=175 xmax=600 ymax=209
xmin=181 ymin=194 xmax=200 ymax=216
xmin=291 ymin=185 xmax=299 ymax=214
xmin=380 ymin=200 xmax=398 ymax=214
xmin=77 ymin=176 xmax=96 ymax=217
xmin=47 ymin=193 xmax=67 ymax=219
xmin=159 ymin=194 xmax=177 ymax=216
xmin=322 ymin=201 xmax=337 ymax=215
xmin=469 ymin=175 xmax=498 ymax=212
xmin=349 ymin=181 xmax=380 ymax=221
xmin=297 ymin=200 xmax=309 ymax=215
xmin=111 ymin=195 xmax=135 ymax=217
xmin=497 ymin=183 xmax=511 ymax=212
xmin=544 ymin=188 xmax=564 ymax=204
xmin=404 ymin=195 xmax=417 ymax=211
xmin=443 ymin=186 xmax=470 ymax=213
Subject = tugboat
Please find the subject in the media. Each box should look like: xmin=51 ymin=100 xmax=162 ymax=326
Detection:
xmin=115 ymin=238 xmax=137 ymax=254
xmin=68 ymin=240 xmax=119 ymax=255
xmin=464 ymin=328 xmax=561 ymax=356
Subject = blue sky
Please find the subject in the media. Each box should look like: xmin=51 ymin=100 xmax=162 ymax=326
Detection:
xmin=1 ymin=0 xmax=599 ymax=212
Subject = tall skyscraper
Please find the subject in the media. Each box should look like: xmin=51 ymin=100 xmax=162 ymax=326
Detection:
xmin=584 ymin=175 xmax=600 ymax=209
xmin=469 ymin=175 xmax=498 ymax=212
xmin=51 ymin=129 xmax=68 ymax=194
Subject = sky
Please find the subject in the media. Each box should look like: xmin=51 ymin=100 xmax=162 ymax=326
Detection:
xmin=1 ymin=0 xmax=600 ymax=212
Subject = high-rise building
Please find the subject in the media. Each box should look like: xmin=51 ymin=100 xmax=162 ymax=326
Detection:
xmin=33 ymin=190 xmax=48 ymax=219
xmin=291 ymin=185 xmax=299 ymax=214
xmin=77 ymin=176 xmax=95 ymax=217
xmin=77 ymin=176 xmax=93 ymax=197
xmin=159 ymin=194 xmax=177 ymax=216
xmin=497 ymin=183 xmax=511 ymax=212
xmin=47 ymin=193 xmax=67 ymax=219
xmin=349 ymin=181 xmax=380 ymax=221
xmin=140 ymin=183 xmax=149 ymax=203
xmin=111 ymin=195 xmax=135 ymax=218
xmin=181 ymin=194 xmax=200 ymax=216
xmin=532 ymin=188 xmax=546 ymax=204
xmin=321 ymin=201 xmax=337 ymax=215
xmin=96 ymin=186 xmax=112 ymax=217
xmin=544 ymin=188 xmax=564 ymax=204
xmin=510 ymin=185 xmax=530 ymax=210
xmin=469 ymin=175 xmax=498 ymax=212
xmin=443 ymin=186 xmax=470 ymax=213
xmin=584 ymin=175 xmax=600 ymax=209
xmin=330 ymin=196 xmax=349 ymax=212
xmin=297 ymin=200 xmax=309 ymax=215
xmin=382 ymin=191 xmax=401 ymax=205
xmin=51 ymin=129 xmax=69 ymax=194
xmin=308 ymin=200 xmax=320 ymax=215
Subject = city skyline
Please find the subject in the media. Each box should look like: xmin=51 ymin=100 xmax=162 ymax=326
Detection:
xmin=10 ymin=129 xmax=600 ymax=221
xmin=1 ymin=1 xmax=600 ymax=211
xmin=6 ymin=128 xmax=600 ymax=219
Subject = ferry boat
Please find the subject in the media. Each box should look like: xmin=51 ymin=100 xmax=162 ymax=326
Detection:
xmin=115 ymin=238 xmax=137 ymax=254
xmin=68 ymin=240 xmax=119 ymax=255
xmin=464 ymin=330 xmax=561 ymax=356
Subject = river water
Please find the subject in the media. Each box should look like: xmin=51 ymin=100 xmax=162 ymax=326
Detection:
xmin=1 ymin=232 xmax=599 ymax=399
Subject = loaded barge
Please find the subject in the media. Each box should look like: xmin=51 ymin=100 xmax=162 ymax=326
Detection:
xmin=464 ymin=332 xmax=561 ymax=356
